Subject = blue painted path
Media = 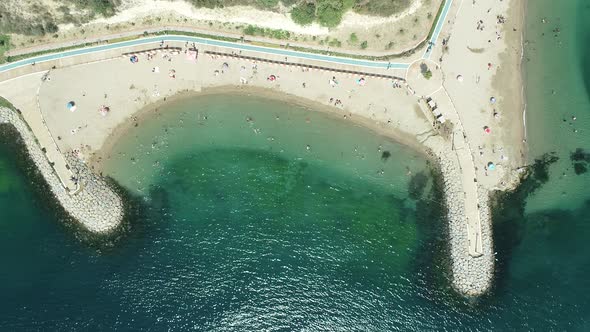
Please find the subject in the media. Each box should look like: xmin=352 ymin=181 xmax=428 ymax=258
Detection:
xmin=0 ymin=1 xmax=453 ymax=73
xmin=423 ymin=0 xmax=454 ymax=59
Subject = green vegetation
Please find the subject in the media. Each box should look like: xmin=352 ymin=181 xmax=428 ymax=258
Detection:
xmin=316 ymin=0 xmax=353 ymax=27
xmin=0 ymin=35 xmax=10 ymax=63
xmin=1 ymin=27 xmax=421 ymax=68
xmin=349 ymin=33 xmax=358 ymax=43
xmin=1 ymin=0 xmax=416 ymax=40
xmin=420 ymin=62 xmax=432 ymax=79
xmin=360 ymin=40 xmax=368 ymax=49
xmin=328 ymin=38 xmax=341 ymax=47
xmin=426 ymin=0 xmax=446 ymax=40
xmin=256 ymin=0 xmax=280 ymax=8
xmin=0 ymin=0 xmax=117 ymax=36
xmin=65 ymin=0 xmax=118 ymax=16
xmin=243 ymin=25 xmax=291 ymax=39
xmin=291 ymin=2 xmax=316 ymax=26
xmin=352 ymin=0 xmax=410 ymax=16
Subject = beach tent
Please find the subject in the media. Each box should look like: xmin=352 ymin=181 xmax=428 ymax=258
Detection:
xmin=66 ymin=101 xmax=77 ymax=112
xmin=487 ymin=162 xmax=496 ymax=171
xmin=99 ymin=105 xmax=110 ymax=116
xmin=186 ymin=50 xmax=198 ymax=62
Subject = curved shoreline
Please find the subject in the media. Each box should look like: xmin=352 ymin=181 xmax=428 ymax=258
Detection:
xmin=0 ymin=0 xmax=523 ymax=296
xmin=90 ymin=85 xmax=432 ymax=172
xmin=91 ymin=87 xmax=496 ymax=296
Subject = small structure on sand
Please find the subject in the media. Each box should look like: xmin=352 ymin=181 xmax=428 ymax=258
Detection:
xmin=99 ymin=105 xmax=110 ymax=116
xmin=66 ymin=101 xmax=77 ymax=112
xmin=425 ymin=97 xmax=446 ymax=124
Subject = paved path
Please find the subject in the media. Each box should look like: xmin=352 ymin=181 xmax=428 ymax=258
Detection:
xmin=0 ymin=0 xmax=454 ymax=74
xmin=423 ymin=0 xmax=454 ymax=60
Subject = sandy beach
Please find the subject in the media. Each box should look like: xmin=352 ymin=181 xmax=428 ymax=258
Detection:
xmin=432 ymin=0 xmax=527 ymax=190
xmin=28 ymin=45 xmax=429 ymax=174
xmin=93 ymin=85 xmax=433 ymax=173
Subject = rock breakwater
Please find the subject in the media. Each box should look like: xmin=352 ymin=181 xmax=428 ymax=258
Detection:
xmin=0 ymin=107 xmax=123 ymax=233
xmin=436 ymin=149 xmax=494 ymax=296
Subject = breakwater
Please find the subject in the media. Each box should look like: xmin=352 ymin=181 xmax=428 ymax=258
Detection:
xmin=0 ymin=107 xmax=123 ymax=233
xmin=436 ymin=148 xmax=494 ymax=296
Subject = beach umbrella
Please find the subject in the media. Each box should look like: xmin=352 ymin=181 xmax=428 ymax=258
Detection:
xmin=268 ymin=75 xmax=276 ymax=81
xmin=484 ymin=126 xmax=491 ymax=134
xmin=66 ymin=101 xmax=76 ymax=112
xmin=129 ymin=55 xmax=138 ymax=63
xmin=99 ymin=105 xmax=110 ymax=116
xmin=456 ymin=75 xmax=464 ymax=82
xmin=490 ymin=96 xmax=496 ymax=104
xmin=487 ymin=162 xmax=496 ymax=171
xmin=222 ymin=62 xmax=229 ymax=70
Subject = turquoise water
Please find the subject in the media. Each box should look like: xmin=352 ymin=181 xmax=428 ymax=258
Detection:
xmin=1 ymin=1 xmax=590 ymax=329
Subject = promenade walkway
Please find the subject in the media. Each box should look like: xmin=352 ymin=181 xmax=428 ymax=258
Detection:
xmin=0 ymin=0 xmax=454 ymax=74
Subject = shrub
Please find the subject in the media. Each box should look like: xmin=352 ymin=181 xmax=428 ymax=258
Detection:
xmin=291 ymin=2 xmax=316 ymax=26
xmin=352 ymin=0 xmax=411 ymax=17
xmin=349 ymin=32 xmax=358 ymax=43
xmin=360 ymin=40 xmax=368 ymax=49
xmin=316 ymin=0 xmax=346 ymax=27
xmin=420 ymin=63 xmax=432 ymax=79
xmin=328 ymin=38 xmax=341 ymax=47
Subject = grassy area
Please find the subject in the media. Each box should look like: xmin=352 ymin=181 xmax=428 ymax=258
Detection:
xmin=426 ymin=0 xmax=446 ymax=41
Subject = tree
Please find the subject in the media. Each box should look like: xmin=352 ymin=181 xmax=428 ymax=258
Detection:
xmin=420 ymin=63 xmax=433 ymax=79
xmin=316 ymin=0 xmax=345 ymax=27
xmin=291 ymin=2 xmax=316 ymax=26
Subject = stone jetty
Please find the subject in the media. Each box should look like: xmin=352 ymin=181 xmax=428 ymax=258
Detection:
xmin=436 ymin=148 xmax=494 ymax=296
xmin=0 ymin=107 xmax=123 ymax=234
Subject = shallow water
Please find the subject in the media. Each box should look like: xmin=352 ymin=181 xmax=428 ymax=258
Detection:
xmin=1 ymin=1 xmax=590 ymax=329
